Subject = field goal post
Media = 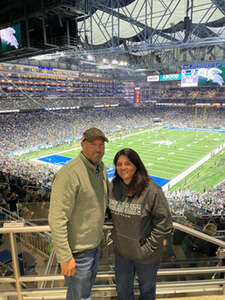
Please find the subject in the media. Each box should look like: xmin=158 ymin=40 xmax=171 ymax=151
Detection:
xmin=194 ymin=106 xmax=207 ymax=127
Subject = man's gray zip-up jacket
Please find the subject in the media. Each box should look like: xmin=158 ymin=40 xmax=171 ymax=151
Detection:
xmin=48 ymin=153 xmax=107 ymax=263
xmin=109 ymin=179 xmax=173 ymax=264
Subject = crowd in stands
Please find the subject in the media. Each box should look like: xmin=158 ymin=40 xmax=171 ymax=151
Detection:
xmin=161 ymin=106 xmax=225 ymax=129
xmin=0 ymin=96 xmax=42 ymax=110
xmin=166 ymin=181 xmax=225 ymax=219
xmin=0 ymin=106 xmax=155 ymax=156
xmin=159 ymin=86 xmax=225 ymax=100
xmin=0 ymin=96 xmax=128 ymax=110
xmin=0 ymin=156 xmax=55 ymax=213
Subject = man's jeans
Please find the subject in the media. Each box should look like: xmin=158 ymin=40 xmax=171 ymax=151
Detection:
xmin=65 ymin=247 xmax=100 ymax=300
xmin=114 ymin=250 xmax=160 ymax=300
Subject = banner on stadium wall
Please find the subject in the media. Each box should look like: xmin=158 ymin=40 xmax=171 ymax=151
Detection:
xmin=147 ymin=75 xmax=159 ymax=82
xmin=160 ymin=74 xmax=181 ymax=81
xmin=135 ymin=87 xmax=140 ymax=103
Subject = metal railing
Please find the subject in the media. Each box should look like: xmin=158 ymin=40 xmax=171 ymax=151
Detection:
xmin=0 ymin=222 xmax=225 ymax=299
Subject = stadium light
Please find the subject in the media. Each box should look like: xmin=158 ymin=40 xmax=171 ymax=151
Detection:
xmin=87 ymin=54 xmax=94 ymax=61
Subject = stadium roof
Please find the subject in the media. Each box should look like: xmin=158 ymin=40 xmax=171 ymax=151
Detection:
xmin=78 ymin=0 xmax=225 ymax=51
xmin=1 ymin=0 xmax=225 ymax=75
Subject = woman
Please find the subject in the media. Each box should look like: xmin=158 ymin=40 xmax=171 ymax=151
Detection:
xmin=108 ymin=148 xmax=173 ymax=300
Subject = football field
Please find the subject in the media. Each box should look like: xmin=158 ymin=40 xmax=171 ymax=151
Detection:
xmin=34 ymin=127 xmax=225 ymax=191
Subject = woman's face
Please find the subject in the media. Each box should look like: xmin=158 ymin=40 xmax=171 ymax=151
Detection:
xmin=116 ymin=154 xmax=137 ymax=185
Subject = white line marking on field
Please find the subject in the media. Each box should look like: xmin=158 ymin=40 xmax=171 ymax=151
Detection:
xmin=163 ymin=143 xmax=225 ymax=192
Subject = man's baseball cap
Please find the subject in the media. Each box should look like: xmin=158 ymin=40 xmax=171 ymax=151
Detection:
xmin=82 ymin=127 xmax=109 ymax=142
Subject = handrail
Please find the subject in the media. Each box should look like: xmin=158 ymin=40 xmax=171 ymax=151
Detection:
xmin=173 ymin=222 xmax=225 ymax=248
xmin=1 ymin=265 xmax=225 ymax=285
xmin=1 ymin=222 xmax=225 ymax=248
xmin=0 ymin=221 xmax=225 ymax=299
xmin=0 ymin=279 xmax=224 ymax=299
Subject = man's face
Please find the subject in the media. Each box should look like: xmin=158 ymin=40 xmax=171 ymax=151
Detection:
xmin=81 ymin=137 xmax=105 ymax=166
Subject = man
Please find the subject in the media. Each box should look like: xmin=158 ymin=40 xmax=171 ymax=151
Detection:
xmin=48 ymin=127 xmax=109 ymax=300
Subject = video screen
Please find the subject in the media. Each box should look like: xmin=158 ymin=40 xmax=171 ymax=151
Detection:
xmin=198 ymin=67 xmax=225 ymax=87
xmin=181 ymin=67 xmax=225 ymax=87
xmin=0 ymin=24 xmax=22 ymax=52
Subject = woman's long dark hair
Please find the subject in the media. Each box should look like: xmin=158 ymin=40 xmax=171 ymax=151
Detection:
xmin=112 ymin=148 xmax=151 ymax=198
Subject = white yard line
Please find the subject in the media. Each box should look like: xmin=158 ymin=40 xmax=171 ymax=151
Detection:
xmin=39 ymin=146 xmax=81 ymax=158
xmin=162 ymin=143 xmax=225 ymax=192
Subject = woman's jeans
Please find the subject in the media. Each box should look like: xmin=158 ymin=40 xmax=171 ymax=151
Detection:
xmin=65 ymin=247 xmax=100 ymax=300
xmin=115 ymin=250 xmax=160 ymax=300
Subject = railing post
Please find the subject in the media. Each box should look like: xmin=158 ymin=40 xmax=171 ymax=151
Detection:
xmin=223 ymin=271 xmax=225 ymax=295
xmin=9 ymin=232 xmax=23 ymax=300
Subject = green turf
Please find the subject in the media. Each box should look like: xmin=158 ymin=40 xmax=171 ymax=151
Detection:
xmin=170 ymin=149 xmax=225 ymax=193
xmin=21 ymin=128 xmax=225 ymax=193
xmin=63 ymin=128 xmax=224 ymax=178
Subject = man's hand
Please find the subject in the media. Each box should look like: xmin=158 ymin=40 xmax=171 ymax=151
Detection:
xmin=60 ymin=257 xmax=76 ymax=276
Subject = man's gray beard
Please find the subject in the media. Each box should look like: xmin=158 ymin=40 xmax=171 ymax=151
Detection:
xmin=92 ymin=158 xmax=102 ymax=166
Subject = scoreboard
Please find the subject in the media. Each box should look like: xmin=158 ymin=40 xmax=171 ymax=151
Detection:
xmin=181 ymin=69 xmax=199 ymax=87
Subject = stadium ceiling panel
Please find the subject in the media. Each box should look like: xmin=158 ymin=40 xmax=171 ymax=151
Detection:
xmin=77 ymin=0 xmax=225 ymax=53
xmin=51 ymin=0 xmax=225 ymax=74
